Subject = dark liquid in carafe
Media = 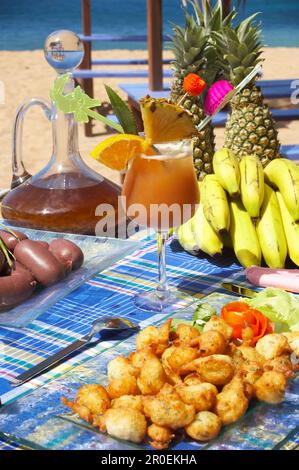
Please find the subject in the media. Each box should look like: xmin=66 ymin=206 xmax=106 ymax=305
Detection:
xmin=1 ymin=173 xmax=122 ymax=235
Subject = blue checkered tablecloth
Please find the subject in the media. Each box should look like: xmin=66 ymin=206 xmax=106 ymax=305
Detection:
xmin=0 ymin=237 xmax=296 ymax=450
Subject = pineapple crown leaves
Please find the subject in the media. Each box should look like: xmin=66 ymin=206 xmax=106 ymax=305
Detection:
xmin=213 ymin=13 xmax=264 ymax=86
xmin=188 ymin=0 xmax=236 ymax=34
xmin=168 ymin=0 xmax=237 ymax=90
xmin=168 ymin=15 xmax=208 ymax=70
xmin=168 ymin=11 xmax=219 ymax=88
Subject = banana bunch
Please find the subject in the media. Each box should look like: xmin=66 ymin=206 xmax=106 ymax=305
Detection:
xmin=200 ymin=175 xmax=230 ymax=234
xmin=177 ymin=149 xmax=299 ymax=269
xmin=240 ymin=155 xmax=264 ymax=219
xmin=177 ymin=182 xmax=223 ymax=258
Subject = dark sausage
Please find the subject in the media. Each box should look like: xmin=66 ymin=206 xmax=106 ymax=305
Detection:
xmin=35 ymin=241 xmax=50 ymax=250
xmin=0 ymin=229 xmax=28 ymax=251
xmin=14 ymin=240 xmax=65 ymax=286
xmin=0 ymin=262 xmax=36 ymax=309
xmin=49 ymin=239 xmax=84 ymax=271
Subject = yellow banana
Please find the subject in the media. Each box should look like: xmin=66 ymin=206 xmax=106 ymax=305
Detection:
xmin=201 ymin=174 xmax=230 ymax=234
xmin=256 ymin=185 xmax=287 ymax=268
xmin=240 ymin=155 xmax=264 ymax=218
xmin=191 ymin=202 xmax=223 ymax=257
xmin=229 ymin=198 xmax=261 ymax=268
xmin=277 ymin=191 xmax=299 ymax=266
xmin=264 ymin=158 xmax=299 ymax=223
xmin=213 ymin=148 xmax=240 ymax=197
xmin=177 ymin=216 xmax=199 ymax=255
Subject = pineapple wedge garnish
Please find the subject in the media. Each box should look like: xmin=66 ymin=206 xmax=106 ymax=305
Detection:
xmin=140 ymin=96 xmax=197 ymax=144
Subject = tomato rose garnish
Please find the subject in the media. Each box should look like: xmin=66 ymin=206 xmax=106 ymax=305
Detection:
xmin=221 ymin=301 xmax=273 ymax=345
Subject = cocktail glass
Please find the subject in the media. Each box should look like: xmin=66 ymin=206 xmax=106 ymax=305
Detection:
xmin=122 ymin=140 xmax=199 ymax=312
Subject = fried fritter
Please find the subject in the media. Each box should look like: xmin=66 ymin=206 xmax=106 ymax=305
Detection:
xmin=264 ymin=355 xmax=294 ymax=378
xmin=198 ymin=330 xmax=227 ymax=356
xmin=241 ymin=326 xmax=255 ymax=346
xmin=185 ymin=411 xmax=222 ymax=442
xmin=253 ymin=371 xmax=287 ymax=404
xmin=214 ymin=376 xmax=249 ymax=425
xmin=203 ymin=315 xmax=233 ymax=341
xmin=166 ymin=345 xmax=199 ymax=371
xmin=283 ymin=332 xmax=299 ymax=358
xmin=137 ymin=354 xmax=167 ymax=395
xmin=101 ymin=408 xmax=147 ymax=443
xmin=232 ymin=345 xmax=265 ymax=384
xmin=176 ymin=382 xmax=218 ymax=412
xmin=130 ymin=349 xmax=155 ymax=370
xmin=172 ymin=324 xmax=200 ymax=346
xmin=236 ymin=345 xmax=265 ymax=366
xmin=136 ymin=321 xmax=171 ymax=356
xmin=183 ymin=373 xmax=202 ymax=386
xmin=111 ymin=395 xmax=144 ymax=412
xmin=61 ymin=397 xmax=92 ymax=423
xmin=256 ymin=334 xmax=291 ymax=360
xmin=107 ymin=354 xmax=140 ymax=399
xmin=237 ymin=360 xmax=264 ymax=385
xmin=179 ymin=354 xmax=234 ymax=386
xmin=107 ymin=375 xmax=139 ymax=399
xmin=143 ymin=384 xmax=195 ymax=430
xmin=161 ymin=345 xmax=198 ymax=385
xmin=147 ymin=424 xmax=175 ymax=450
xmin=107 ymin=356 xmax=138 ymax=381
xmin=61 ymin=384 xmax=111 ymax=423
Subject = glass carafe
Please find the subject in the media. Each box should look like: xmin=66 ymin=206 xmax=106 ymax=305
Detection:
xmin=1 ymin=30 xmax=122 ymax=236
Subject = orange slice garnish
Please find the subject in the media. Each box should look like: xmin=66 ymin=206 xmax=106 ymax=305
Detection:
xmin=90 ymin=134 xmax=156 ymax=171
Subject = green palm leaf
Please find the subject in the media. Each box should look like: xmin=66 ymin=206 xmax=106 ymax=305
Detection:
xmin=105 ymin=85 xmax=138 ymax=135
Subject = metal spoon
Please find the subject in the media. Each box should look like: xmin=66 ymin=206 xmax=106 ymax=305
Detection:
xmin=12 ymin=316 xmax=139 ymax=386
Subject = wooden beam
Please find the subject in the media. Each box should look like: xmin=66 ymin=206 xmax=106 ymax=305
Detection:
xmin=147 ymin=0 xmax=163 ymax=91
xmin=81 ymin=0 xmax=94 ymax=136
xmin=222 ymin=0 xmax=231 ymax=18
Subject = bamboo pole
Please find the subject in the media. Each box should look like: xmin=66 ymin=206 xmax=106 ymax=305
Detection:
xmin=222 ymin=0 xmax=231 ymax=17
xmin=81 ymin=0 xmax=94 ymax=136
xmin=147 ymin=0 xmax=163 ymax=91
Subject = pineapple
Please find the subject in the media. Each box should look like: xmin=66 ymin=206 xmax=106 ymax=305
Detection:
xmin=214 ymin=14 xmax=280 ymax=165
xmin=140 ymin=97 xmax=197 ymax=144
xmin=168 ymin=0 xmax=235 ymax=179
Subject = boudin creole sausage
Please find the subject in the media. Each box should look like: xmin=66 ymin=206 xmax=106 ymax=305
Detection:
xmin=14 ymin=240 xmax=65 ymax=287
xmin=0 ymin=262 xmax=36 ymax=309
xmin=49 ymin=239 xmax=84 ymax=271
xmin=0 ymin=229 xmax=28 ymax=251
xmin=35 ymin=241 xmax=50 ymax=250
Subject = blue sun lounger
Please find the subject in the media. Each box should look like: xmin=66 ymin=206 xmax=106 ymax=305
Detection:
xmin=73 ymin=71 xmax=296 ymax=101
xmin=117 ymin=82 xmax=299 ymax=103
xmin=91 ymin=59 xmax=172 ymax=66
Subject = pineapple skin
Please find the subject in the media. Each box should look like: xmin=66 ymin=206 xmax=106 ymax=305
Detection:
xmin=171 ymin=78 xmax=215 ymax=180
xmin=224 ymin=84 xmax=280 ymax=166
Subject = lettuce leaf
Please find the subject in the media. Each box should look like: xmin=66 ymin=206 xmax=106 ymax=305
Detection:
xmin=246 ymin=288 xmax=299 ymax=332
xmin=171 ymin=302 xmax=216 ymax=332
xmin=193 ymin=302 xmax=217 ymax=331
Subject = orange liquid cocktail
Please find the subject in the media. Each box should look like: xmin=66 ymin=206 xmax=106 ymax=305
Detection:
xmin=122 ymin=152 xmax=199 ymax=231
xmin=121 ymin=140 xmax=199 ymax=313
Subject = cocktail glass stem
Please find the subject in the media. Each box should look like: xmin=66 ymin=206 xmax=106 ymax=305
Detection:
xmin=132 ymin=230 xmax=194 ymax=313
xmin=156 ymin=231 xmax=169 ymax=300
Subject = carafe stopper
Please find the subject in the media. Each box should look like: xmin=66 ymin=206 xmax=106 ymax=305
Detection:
xmin=44 ymin=30 xmax=84 ymax=75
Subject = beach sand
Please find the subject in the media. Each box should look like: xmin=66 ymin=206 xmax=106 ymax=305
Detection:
xmin=0 ymin=47 xmax=298 ymax=190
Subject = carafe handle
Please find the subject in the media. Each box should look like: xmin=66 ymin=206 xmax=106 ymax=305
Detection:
xmin=11 ymin=98 xmax=52 ymax=189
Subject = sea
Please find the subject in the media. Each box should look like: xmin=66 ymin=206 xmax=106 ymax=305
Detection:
xmin=0 ymin=0 xmax=298 ymax=50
